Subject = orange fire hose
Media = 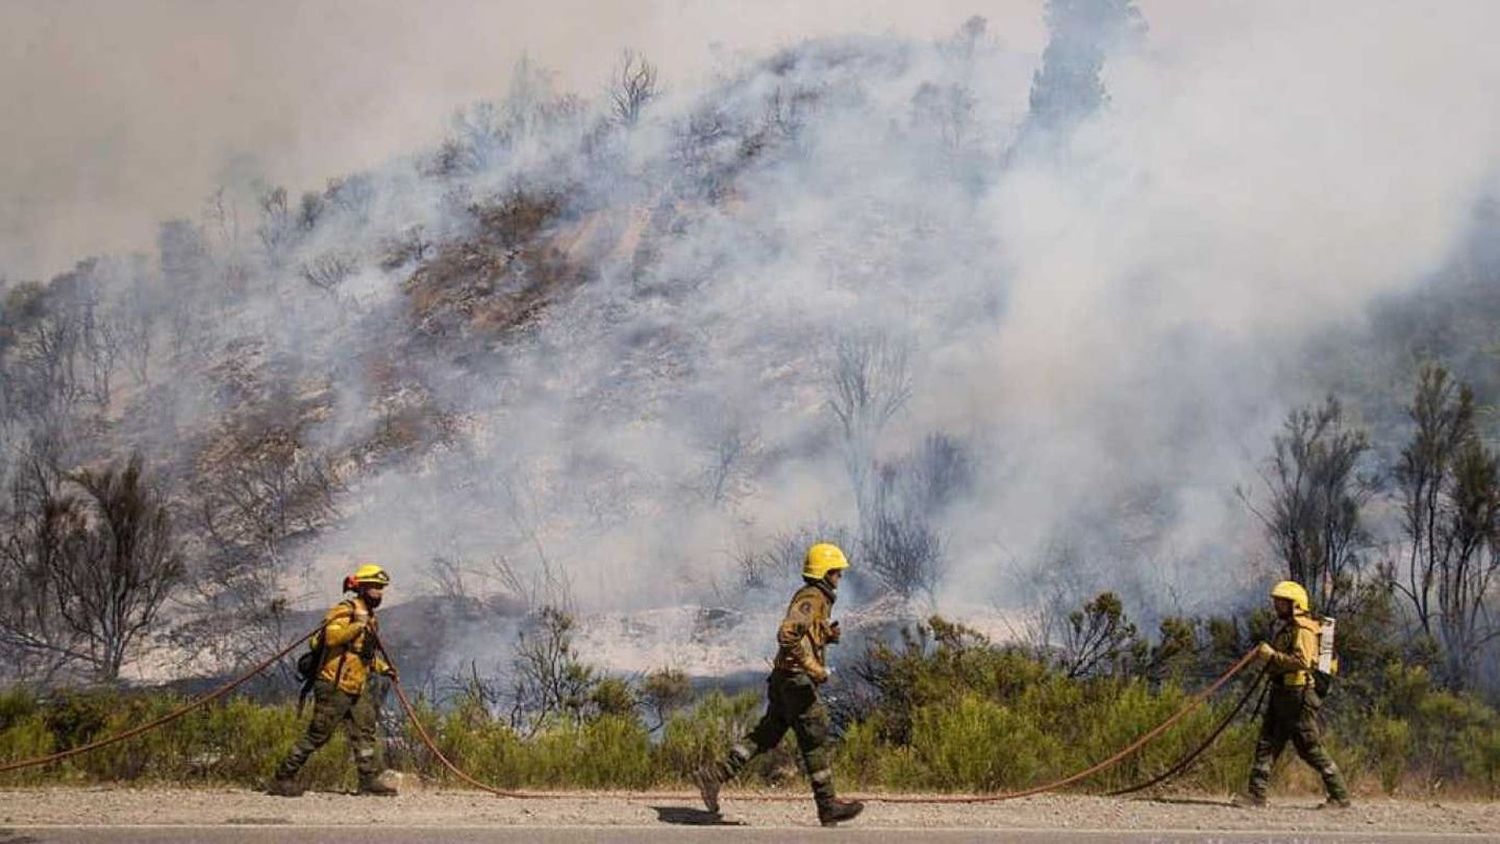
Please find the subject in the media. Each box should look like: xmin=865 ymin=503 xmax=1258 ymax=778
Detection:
xmin=0 ymin=625 xmax=1258 ymax=807
xmin=0 ymin=622 xmax=325 ymax=775
xmin=378 ymin=635 xmax=1259 ymax=805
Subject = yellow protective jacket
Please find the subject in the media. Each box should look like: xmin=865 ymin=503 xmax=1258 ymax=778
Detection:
xmin=317 ymin=596 xmax=391 ymax=695
xmin=1266 ymin=612 xmax=1319 ymax=687
xmin=773 ymin=581 xmax=839 ymax=683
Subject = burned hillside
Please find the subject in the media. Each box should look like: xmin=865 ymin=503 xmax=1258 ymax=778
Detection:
xmin=1 ymin=3 xmax=1499 ymax=706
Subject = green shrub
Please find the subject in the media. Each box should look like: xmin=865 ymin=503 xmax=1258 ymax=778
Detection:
xmin=0 ymin=710 xmax=54 ymax=786
xmin=657 ymin=690 xmax=761 ymax=779
xmin=1459 ymin=724 xmax=1500 ymax=795
xmin=1365 ymin=714 xmax=1411 ymax=794
xmin=529 ymin=715 xmax=653 ymax=788
xmin=902 ymin=693 xmax=1063 ymax=791
xmin=41 ymin=690 xmax=112 ymax=752
xmin=1 ymin=622 xmax=1497 ymax=796
xmin=832 ymin=717 xmax=887 ymax=788
xmin=0 ymin=688 xmax=40 ymax=729
xmin=427 ymin=703 xmax=527 ymax=787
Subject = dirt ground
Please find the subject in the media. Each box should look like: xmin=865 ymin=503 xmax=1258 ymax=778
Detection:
xmin=0 ymin=785 xmax=1496 ymax=835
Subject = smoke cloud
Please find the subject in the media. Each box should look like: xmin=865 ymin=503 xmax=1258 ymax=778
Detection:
xmin=0 ymin=0 xmax=1048 ymax=281
xmin=316 ymin=1 xmax=1500 ymax=621
xmin=7 ymin=1 xmax=1500 ymax=646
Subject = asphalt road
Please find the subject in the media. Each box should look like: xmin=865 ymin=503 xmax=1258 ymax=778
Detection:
xmin=2 ymin=828 xmax=1499 ymax=844
xmin=4 ymin=788 xmax=1497 ymax=842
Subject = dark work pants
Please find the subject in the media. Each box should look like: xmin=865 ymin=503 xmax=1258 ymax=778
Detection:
xmin=1248 ymin=685 xmax=1349 ymax=802
xmin=713 ymin=670 xmax=837 ymax=806
xmin=275 ymin=679 xmax=381 ymax=782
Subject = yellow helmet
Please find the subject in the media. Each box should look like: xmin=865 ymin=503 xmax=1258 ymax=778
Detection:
xmin=803 ymin=543 xmax=850 ymax=580
xmin=344 ymin=563 xmax=391 ymax=592
xmin=1270 ymin=580 xmax=1309 ymax=612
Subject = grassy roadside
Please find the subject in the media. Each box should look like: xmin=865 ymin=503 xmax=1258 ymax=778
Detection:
xmin=2 ymin=617 xmax=1498 ymax=798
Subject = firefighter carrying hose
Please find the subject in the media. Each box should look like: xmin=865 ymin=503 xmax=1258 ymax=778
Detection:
xmin=695 ymin=542 xmax=865 ymax=827
xmin=1241 ymin=579 xmax=1351 ymax=808
xmin=268 ymin=563 xmax=399 ymax=797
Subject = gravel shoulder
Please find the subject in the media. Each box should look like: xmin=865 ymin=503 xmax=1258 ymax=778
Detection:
xmin=0 ymin=786 xmax=1496 ymax=836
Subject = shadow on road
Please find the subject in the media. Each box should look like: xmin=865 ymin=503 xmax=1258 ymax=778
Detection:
xmin=651 ymin=806 xmax=747 ymax=826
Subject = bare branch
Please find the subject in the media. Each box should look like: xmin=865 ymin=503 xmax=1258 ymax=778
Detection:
xmin=609 ymin=50 xmax=660 ymax=126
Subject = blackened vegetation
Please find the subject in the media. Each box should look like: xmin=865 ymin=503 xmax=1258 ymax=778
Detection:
xmin=0 ymin=451 xmax=182 ymax=682
xmin=404 ymin=189 xmax=586 ymax=346
xmin=861 ymin=436 xmax=970 ymax=601
xmin=1239 ymin=396 xmax=1374 ymax=618
xmin=821 ymin=335 xmax=970 ymax=601
xmin=1390 ymin=366 xmax=1500 ymax=690
xmin=609 ymin=50 xmax=661 ymax=128
xmin=1236 ymin=366 xmax=1500 ymax=697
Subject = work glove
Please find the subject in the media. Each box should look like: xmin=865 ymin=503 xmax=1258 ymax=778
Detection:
xmin=827 ymin=620 xmax=842 ymax=644
xmin=810 ymin=665 xmax=830 ymax=685
xmin=1253 ymin=642 xmax=1276 ymax=662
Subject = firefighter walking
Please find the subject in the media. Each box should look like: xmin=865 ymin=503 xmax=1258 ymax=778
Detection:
xmin=269 ymin=563 xmax=399 ymax=797
xmin=695 ymin=542 xmax=864 ymax=827
xmin=1244 ymin=579 xmax=1351 ymax=808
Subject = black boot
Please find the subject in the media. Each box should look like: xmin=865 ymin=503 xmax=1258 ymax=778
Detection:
xmin=693 ymin=765 xmax=722 ymax=814
xmin=817 ymin=798 xmax=864 ymax=827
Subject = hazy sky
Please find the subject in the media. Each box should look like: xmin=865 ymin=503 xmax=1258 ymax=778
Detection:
xmin=1 ymin=0 xmax=1056 ymax=281
xmin=0 ymin=0 xmax=1252 ymax=282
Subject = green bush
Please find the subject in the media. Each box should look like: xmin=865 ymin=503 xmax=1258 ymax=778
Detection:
xmin=1459 ymin=724 xmax=1500 ymax=795
xmin=531 ymin=715 xmax=654 ymax=788
xmin=904 ymin=694 xmax=1061 ymax=791
xmin=1 ymin=622 xmax=1498 ymax=797
xmin=1365 ymin=714 xmax=1411 ymax=794
xmin=832 ymin=716 xmax=886 ymax=788
xmin=424 ymin=700 xmax=527 ymax=788
xmin=657 ymin=690 xmax=761 ymax=779
xmin=0 ymin=710 xmax=54 ymax=786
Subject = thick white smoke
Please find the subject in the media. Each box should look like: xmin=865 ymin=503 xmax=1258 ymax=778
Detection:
xmin=302 ymin=2 xmax=1500 ymax=625
xmin=10 ymin=3 xmax=1500 ymax=659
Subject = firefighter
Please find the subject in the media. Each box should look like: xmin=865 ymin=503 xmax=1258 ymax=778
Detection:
xmin=695 ymin=542 xmax=864 ymax=827
xmin=268 ymin=563 xmax=399 ymax=797
xmin=1243 ymin=579 xmax=1351 ymax=808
